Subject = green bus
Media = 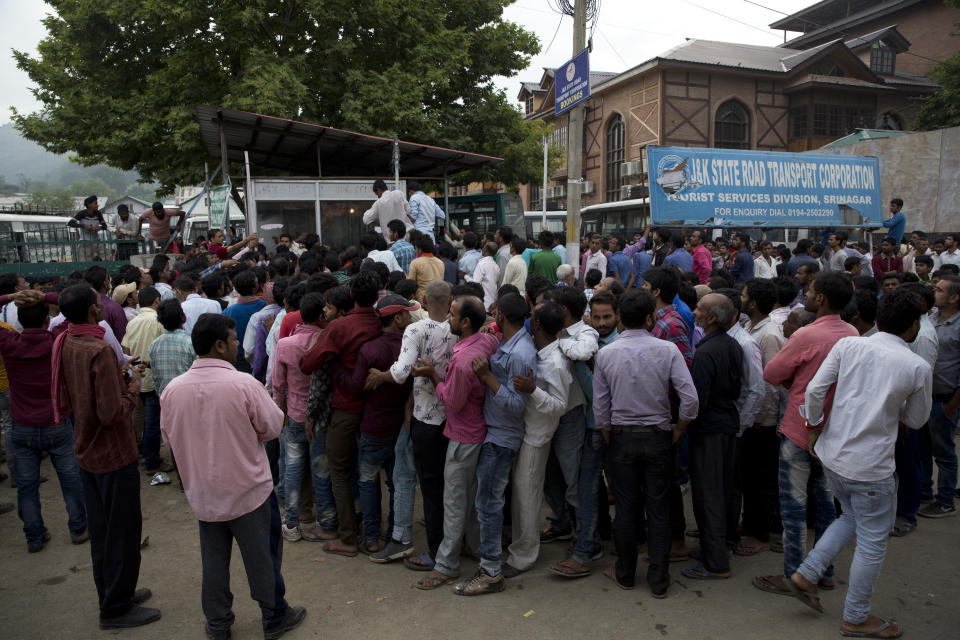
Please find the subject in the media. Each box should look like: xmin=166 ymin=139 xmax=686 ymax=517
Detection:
xmin=434 ymin=193 xmax=525 ymax=239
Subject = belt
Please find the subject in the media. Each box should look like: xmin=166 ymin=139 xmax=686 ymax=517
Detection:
xmin=610 ymin=424 xmax=664 ymax=434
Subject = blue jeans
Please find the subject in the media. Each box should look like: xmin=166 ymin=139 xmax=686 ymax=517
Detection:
xmin=797 ymin=470 xmax=896 ymax=625
xmin=283 ymin=419 xmax=309 ymax=528
xmin=140 ymin=391 xmax=161 ymax=470
xmin=921 ymin=400 xmax=957 ymax=508
xmin=545 ymin=406 xmax=584 ymax=531
xmin=572 ymin=429 xmax=606 ymax=563
xmin=391 ymin=428 xmax=416 ymax=544
xmin=309 ymin=423 xmax=337 ymax=531
xmin=779 ymin=435 xmax=835 ymax=580
xmin=276 ymin=430 xmax=287 ymax=500
xmin=12 ymin=420 xmax=87 ymax=545
xmin=475 ymin=441 xmax=516 ymax=575
xmin=1 ymin=390 xmax=13 ymax=478
xmin=358 ymin=433 xmax=396 ymax=542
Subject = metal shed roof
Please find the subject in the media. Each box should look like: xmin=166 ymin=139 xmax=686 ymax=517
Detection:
xmin=195 ymin=104 xmax=502 ymax=179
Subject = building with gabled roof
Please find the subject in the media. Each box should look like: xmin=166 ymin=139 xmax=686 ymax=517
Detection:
xmin=515 ymin=3 xmax=952 ymax=219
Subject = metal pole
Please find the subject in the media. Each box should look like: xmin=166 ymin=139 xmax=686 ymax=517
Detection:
xmin=393 ymin=136 xmax=400 ymax=190
xmin=542 ymin=135 xmax=548 ymax=229
xmin=443 ymin=166 xmax=449 ymax=241
xmin=218 ymin=115 xmax=230 ymax=185
xmin=565 ymin=0 xmax=587 ymax=273
xmin=244 ymin=151 xmax=254 ymax=234
xmin=204 ymin=162 xmax=211 ymax=209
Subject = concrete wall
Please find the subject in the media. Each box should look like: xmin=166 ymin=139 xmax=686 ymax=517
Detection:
xmin=816 ymin=126 xmax=960 ymax=232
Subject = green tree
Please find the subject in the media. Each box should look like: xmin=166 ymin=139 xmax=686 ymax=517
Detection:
xmin=12 ymin=1 xmax=542 ymax=192
xmin=28 ymin=188 xmax=75 ymax=211
xmin=67 ymin=177 xmax=118 ymax=201
xmin=914 ymin=0 xmax=960 ymax=130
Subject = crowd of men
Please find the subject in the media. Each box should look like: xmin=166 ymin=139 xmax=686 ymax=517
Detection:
xmin=0 ymin=186 xmax=955 ymax=640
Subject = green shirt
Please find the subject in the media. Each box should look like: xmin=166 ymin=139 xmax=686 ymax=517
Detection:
xmin=529 ymin=249 xmax=562 ymax=283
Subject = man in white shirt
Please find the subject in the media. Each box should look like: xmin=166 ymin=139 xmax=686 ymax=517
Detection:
xmin=788 ymin=288 xmax=931 ymax=639
xmin=504 ymin=301 xmax=572 ymax=577
xmin=753 ymin=241 xmax=780 ymax=279
xmin=362 ymin=180 xmax=411 ymax=243
xmin=584 ymin=235 xmax=607 ymax=280
xmin=939 ymin=233 xmax=960 ymax=268
xmin=112 ymin=204 xmax=145 ymax=261
xmin=903 ymin=233 xmax=940 ymax=274
xmin=466 ymin=243 xmax=500 ymax=311
xmin=176 ymin=276 xmax=222 ymax=334
xmin=360 ymin=233 xmax=401 ymax=273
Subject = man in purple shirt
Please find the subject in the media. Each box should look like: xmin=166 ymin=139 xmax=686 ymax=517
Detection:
xmin=345 ymin=295 xmax=418 ymax=553
xmin=414 ymin=295 xmax=498 ymax=590
xmin=0 ymin=290 xmax=87 ymax=552
xmin=84 ymin=265 xmax=127 ymax=342
xmin=594 ymin=289 xmax=698 ymax=596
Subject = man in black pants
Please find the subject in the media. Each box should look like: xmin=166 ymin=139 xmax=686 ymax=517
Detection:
xmin=593 ymin=289 xmax=699 ymax=595
xmin=160 ymin=314 xmax=305 ymax=640
xmin=53 ymin=284 xmax=158 ymax=629
xmin=364 ymin=280 xmax=457 ymax=570
xmin=682 ymin=293 xmax=743 ymax=580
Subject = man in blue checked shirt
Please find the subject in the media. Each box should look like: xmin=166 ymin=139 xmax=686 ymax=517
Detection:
xmin=388 ymin=220 xmax=417 ymax=274
xmin=150 ymin=299 xmax=197 ymax=398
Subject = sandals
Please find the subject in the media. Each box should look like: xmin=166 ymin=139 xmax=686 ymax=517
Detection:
xmin=839 ymin=618 xmax=902 ymax=638
xmin=732 ymin=541 xmax=767 ymax=557
xmin=681 ymin=564 xmax=731 ymax=580
xmin=300 ymin=526 xmax=337 ymax=542
xmin=752 ymin=574 xmax=795 ymax=596
xmin=651 ymin=576 xmax=673 ymax=600
xmin=549 ymin=558 xmax=592 ymax=578
xmin=788 ymin=579 xmax=824 ymax=614
xmin=404 ymin=553 xmax=436 ymax=572
xmin=321 ymin=541 xmax=359 ymax=557
xmin=416 ymin=571 xmax=456 ymax=590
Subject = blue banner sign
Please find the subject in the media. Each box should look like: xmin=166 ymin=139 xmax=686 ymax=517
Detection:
xmin=555 ymin=48 xmax=590 ymax=116
xmin=647 ymin=146 xmax=882 ymax=227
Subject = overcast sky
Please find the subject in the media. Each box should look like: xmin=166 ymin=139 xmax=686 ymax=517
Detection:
xmin=2 ymin=0 xmax=812 ymax=124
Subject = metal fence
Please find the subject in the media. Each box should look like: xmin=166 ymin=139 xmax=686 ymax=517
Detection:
xmin=0 ymin=228 xmax=149 ymax=277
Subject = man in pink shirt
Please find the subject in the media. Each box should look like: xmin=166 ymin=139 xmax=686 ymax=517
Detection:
xmin=273 ymin=292 xmax=334 ymax=543
xmin=689 ymin=229 xmax=713 ymax=284
xmin=160 ymin=314 xmax=306 ymax=640
xmin=753 ymin=271 xmax=857 ymax=599
xmin=140 ymin=202 xmax=184 ymax=253
xmin=414 ymin=294 xmax=498 ymax=590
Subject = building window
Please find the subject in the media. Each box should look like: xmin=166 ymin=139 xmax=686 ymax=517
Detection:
xmin=605 ymin=115 xmax=625 ymax=201
xmin=715 ymin=100 xmax=750 ymax=149
xmin=550 ymin=124 xmax=568 ymax=150
xmin=789 ymin=106 xmax=807 ymax=139
xmin=525 ymin=97 xmax=534 ymax=115
xmin=813 ymin=105 xmax=828 ymax=136
xmin=870 ymin=42 xmax=895 ymax=75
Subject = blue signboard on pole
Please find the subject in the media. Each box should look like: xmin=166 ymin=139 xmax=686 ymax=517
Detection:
xmin=555 ymin=48 xmax=590 ymax=116
xmin=647 ymin=146 xmax=882 ymax=228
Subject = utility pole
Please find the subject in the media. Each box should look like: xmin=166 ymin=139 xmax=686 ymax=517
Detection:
xmin=565 ymin=0 xmax=587 ymax=272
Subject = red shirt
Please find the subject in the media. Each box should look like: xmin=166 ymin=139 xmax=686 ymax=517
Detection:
xmin=300 ymin=307 xmax=382 ymax=414
xmin=61 ymin=334 xmax=140 ymax=473
xmin=210 ymin=244 xmax=229 ymax=260
xmin=278 ymin=310 xmax=302 ymax=341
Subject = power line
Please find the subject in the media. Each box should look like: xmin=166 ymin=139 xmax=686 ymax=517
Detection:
xmin=596 ymin=26 xmax=628 ymax=68
xmin=542 ymin=14 xmax=565 ymax=57
xmin=680 ymin=0 xmax=782 ymax=38
xmin=741 ymin=0 xmax=945 ymax=64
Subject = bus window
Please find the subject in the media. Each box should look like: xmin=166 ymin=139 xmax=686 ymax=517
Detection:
xmin=502 ymin=194 xmax=525 ymax=239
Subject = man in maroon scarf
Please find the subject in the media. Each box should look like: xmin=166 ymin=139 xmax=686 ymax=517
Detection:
xmin=52 ymin=284 xmax=160 ymax=630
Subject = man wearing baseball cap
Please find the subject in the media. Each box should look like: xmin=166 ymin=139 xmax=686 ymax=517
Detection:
xmin=343 ymin=294 xmax=419 ymax=554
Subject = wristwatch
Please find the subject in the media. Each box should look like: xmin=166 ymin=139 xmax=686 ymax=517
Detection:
xmin=804 ymin=420 xmax=821 ymax=431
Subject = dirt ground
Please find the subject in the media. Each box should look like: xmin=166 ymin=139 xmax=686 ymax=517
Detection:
xmin=2 ymin=446 xmax=959 ymax=640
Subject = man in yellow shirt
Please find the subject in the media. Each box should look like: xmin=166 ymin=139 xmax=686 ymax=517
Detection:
xmin=407 ymin=236 xmax=444 ymax=302
xmin=120 ymin=287 xmax=172 ymax=475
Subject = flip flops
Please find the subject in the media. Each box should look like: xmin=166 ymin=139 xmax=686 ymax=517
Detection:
xmin=416 ymin=571 xmax=456 ymax=590
xmin=681 ymin=564 xmax=731 ymax=580
xmin=752 ymin=574 xmax=795 ymax=596
xmin=404 ymin=553 xmax=435 ymax=572
xmin=839 ymin=618 xmax=902 ymax=638
xmin=788 ymin=579 xmax=824 ymax=614
xmin=549 ymin=558 xmax=592 ymax=578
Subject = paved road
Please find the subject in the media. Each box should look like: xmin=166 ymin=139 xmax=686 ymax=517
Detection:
xmin=2 ymin=450 xmax=958 ymax=640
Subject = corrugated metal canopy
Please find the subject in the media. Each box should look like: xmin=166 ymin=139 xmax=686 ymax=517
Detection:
xmin=195 ymin=104 xmax=502 ymax=178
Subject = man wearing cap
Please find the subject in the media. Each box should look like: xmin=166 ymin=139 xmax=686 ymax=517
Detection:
xmin=140 ymin=202 xmax=184 ymax=254
xmin=363 ymin=180 xmax=411 ymax=243
xmin=114 ymin=205 xmax=145 ymax=261
xmin=343 ymin=294 xmax=418 ymax=553
xmin=112 ymin=283 xmax=140 ymax=323
xmin=68 ymin=196 xmax=108 ymax=262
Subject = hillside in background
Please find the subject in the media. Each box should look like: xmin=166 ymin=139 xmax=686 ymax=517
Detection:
xmin=0 ymin=123 xmax=158 ymax=203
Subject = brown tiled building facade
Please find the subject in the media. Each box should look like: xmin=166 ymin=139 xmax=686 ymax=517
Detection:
xmin=517 ymin=0 xmax=958 ymax=213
